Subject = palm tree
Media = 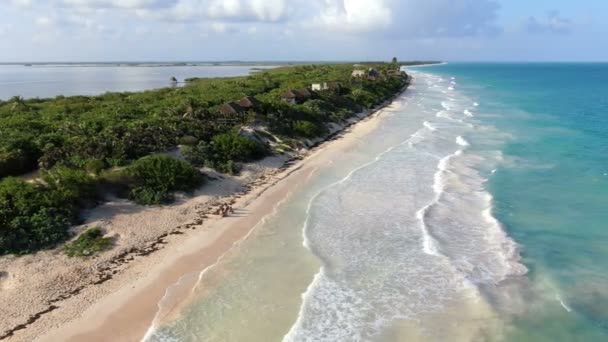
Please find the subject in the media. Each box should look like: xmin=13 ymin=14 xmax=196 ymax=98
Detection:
xmin=10 ymin=96 xmax=27 ymax=111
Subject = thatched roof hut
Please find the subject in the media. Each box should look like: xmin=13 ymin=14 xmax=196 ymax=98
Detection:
xmin=219 ymin=102 xmax=245 ymax=116
xmin=238 ymin=96 xmax=262 ymax=110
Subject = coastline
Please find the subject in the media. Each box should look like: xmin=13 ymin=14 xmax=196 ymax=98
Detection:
xmin=0 ymin=83 xmax=409 ymax=342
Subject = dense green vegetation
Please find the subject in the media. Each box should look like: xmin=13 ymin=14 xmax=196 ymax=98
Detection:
xmin=182 ymin=131 xmax=268 ymax=173
xmin=63 ymin=227 xmax=113 ymax=257
xmin=0 ymin=62 xmax=409 ymax=255
xmin=124 ymin=154 xmax=204 ymax=205
xmin=0 ymin=168 xmax=97 ymax=255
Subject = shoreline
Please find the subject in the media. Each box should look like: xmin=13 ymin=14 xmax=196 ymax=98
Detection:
xmin=404 ymin=62 xmax=447 ymax=68
xmin=1 ymin=84 xmax=410 ymax=342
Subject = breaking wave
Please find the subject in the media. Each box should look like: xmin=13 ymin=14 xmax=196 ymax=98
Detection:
xmin=285 ymin=72 xmax=525 ymax=341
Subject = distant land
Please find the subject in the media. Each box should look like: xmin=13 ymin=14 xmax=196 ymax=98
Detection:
xmin=0 ymin=61 xmax=442 ymax=67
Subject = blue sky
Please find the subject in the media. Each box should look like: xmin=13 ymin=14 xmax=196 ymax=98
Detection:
xmin=0 ymin=0 xmax=605 ymax=62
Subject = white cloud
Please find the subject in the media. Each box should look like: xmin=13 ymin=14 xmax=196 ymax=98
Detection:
xmin=206 ymin=0 xmax=288 ymax=22
xmin=136 ymin=0 xmax=290 ymax=23
xmin=10 ymin=0 xmax=502 ymax=37
xmin=9 ymin=0 xmax=33 ymax=6
xmin=313 ymin=0 xmax=392 ymax=33
xmin=209 ymin=22 xmax=239 ymax=34
xmin=524 ymin=11 xmax=572 ymax=35
xmin=58 ymin=0 xmax=178 ymax=9
xmin=312 ymin=0 xmax=500 ymax=37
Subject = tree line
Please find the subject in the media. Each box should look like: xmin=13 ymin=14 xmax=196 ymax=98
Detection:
xmin=0 ymin=63 xmax=409 ymax=255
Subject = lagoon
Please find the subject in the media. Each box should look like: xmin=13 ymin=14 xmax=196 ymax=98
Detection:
xmin=0 ymin=63 xmax=276 ymax=100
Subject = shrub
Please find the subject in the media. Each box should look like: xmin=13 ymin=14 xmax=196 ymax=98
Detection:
xmin=181 ymin=142 xmax=213 ymax=167
xmin=179 ymin=136 xmax=199 ymax=146
xmin=42 ymin=167 xmax=98 ymax=209
xmin=349 ymin=88 xmax=376 ymax=108
xmin=211 ymin=133 xmax=267 ymax=162
xmin=84 ymin=159 xmax=107 ymax=175
xmin=126 ymin=154 xmax=204 ymax=205
xmin=182 ymin=133 xmax=266 ymax=174
xmin=0 ymin=178 xmax=73 ymax=255
xmin=0 ymin=150 xmax=37 ymax=178
xmin=293 ymin=120 xmax=324 ymax=138
xmin=64 ymin=227 xmax=113 ymax=257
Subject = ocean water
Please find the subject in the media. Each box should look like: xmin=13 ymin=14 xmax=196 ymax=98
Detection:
xmin=146 ymin=63 xmax=608 ymax=341
xmin=0 ymin=64 xmax=274 ymax=100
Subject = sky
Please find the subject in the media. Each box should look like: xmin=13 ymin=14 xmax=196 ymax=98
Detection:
xmin=0 ymin=0 xmax=606 ymax=62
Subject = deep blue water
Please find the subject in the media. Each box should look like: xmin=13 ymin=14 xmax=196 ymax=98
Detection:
xmin=424 ymin=63 xmax=608 ymax=341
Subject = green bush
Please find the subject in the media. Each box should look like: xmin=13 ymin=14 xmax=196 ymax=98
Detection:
xmin=42 ymin=167 xmax=97 ymax=210
xmin=126 ymin=154 xmax=204 ymax=205
xmin=181 ymin=142 xmax=213 ymax=167
xmin=211 ymin=133 xmax=267 ymax=162
xmin=0 ymin=150 xmax=37 ymax=178
xmin=84 ymin=159 xmax=107 ymax=175
xmin=179 ymin=136 xmax=199 ymax=146
xmin=0 ymin=168 xmax=100 ymax=255
xmin=0 ymin=178 xmax=73 ymax=255
xmin=293 ymin=120 xmax=324 ymax=138
xmin=64 ymin=227 xmax=113 ymax=257
xmin=182 ymin=133 xmax=266 ymax=174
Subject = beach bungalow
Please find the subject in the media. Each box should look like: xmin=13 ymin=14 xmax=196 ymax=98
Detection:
xmin=238 ymin=96 xmax=262 ymax=111
xmin=351 ymin=69 xmax=366 ymax=78
xmin=281 ymin=89 xmax=312 ymax=105
xmin=281 ymin=90 xmax=300 ymax=104
xmin=312 ymin=81 xmax=342 ymax=92
xmin=219 ymin=102 xmax=245 ymax=116
xmin=298 ymin=88 xmax=313 ymax=99
xmin=326 ymin=81 xmax=342 ymax=92
xmin=367 ymin=68 xmax=381 ymax=81
xmin=387 ymin=70 xmax=405 ymax=77
xmin=311 ymin=83 xmax=326 ymax=91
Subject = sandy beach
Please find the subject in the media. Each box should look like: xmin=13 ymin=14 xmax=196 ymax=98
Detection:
xmin=0 ymin=86 xmax=408 ymax=342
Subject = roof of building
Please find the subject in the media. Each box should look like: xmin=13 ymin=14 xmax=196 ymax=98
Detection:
xmin=281 ymin=89 xmax=299 ymax=99
xmin=368 ymin=68 xmax=380 ymax=76
xmin=298 ymin=88 xmax=313 ymax=98
xmin=326 ymin=81 xmax=341 ymax=89
xmin=219 ymin=102 xmax=244 ymax=115
xmin=238 ymin=96 xmax=262 ymax=109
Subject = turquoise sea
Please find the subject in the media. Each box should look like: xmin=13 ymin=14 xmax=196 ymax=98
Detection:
xmin=425 ymin=63 xmax=608 ymax=341
xmin=147 ymin=63 xmax=608 ymax=341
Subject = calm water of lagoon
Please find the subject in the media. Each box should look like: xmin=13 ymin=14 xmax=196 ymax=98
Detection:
xmin=0 ymin=64 xmax=276 ymax=100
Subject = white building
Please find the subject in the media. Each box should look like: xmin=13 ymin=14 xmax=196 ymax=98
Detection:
xmin=351 ymin=69 xmax=366 ymax=77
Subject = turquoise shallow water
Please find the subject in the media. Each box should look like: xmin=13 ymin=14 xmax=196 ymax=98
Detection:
xmin=425 ymin=63 xmax=608 ymax=340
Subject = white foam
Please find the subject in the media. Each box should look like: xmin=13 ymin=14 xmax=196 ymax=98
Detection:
xmin=464 ymin=109 xmax=473 ymax=117
xmin=423 ymin=120 xmax=438 ymax=132
xmin=456 ymin=136 xmax=470 ymax=147
xmin=286 ymin=71 xmax=526 ymax=341
xmin=556 ymin=294 xmax=572 ymax=313
xmin=473 ymin=102 xmax=479 ymax=107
